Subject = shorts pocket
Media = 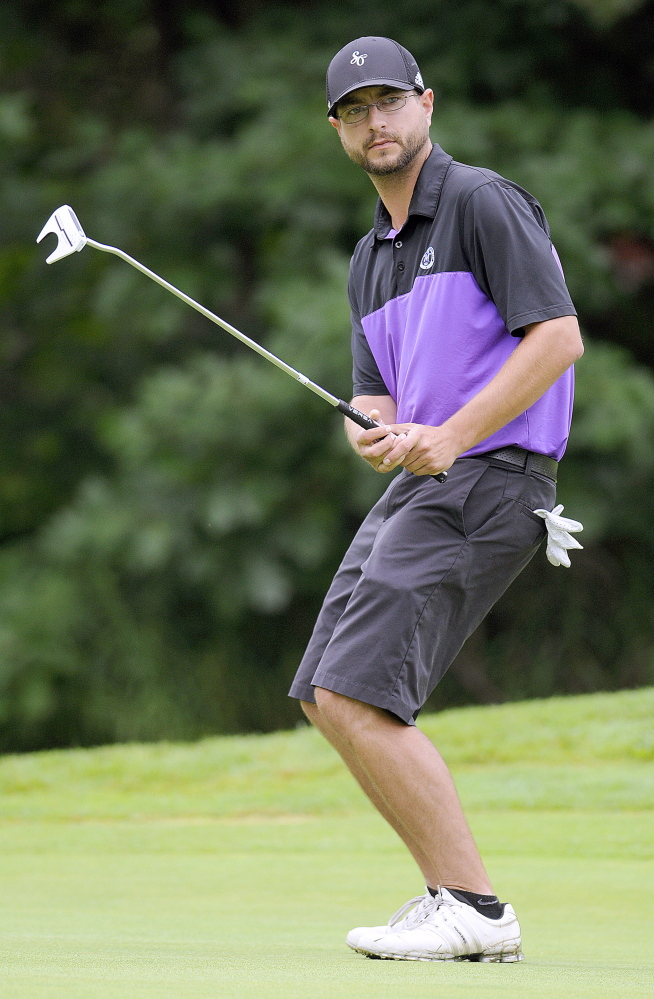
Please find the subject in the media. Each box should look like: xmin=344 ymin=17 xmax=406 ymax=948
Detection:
xmin=461 ymin=464 xmax=509 ymax=538
xmin=509 ymin=502 xmax=547 ymax=548
xmin=519 ymin=504 xmax=547 ymax=526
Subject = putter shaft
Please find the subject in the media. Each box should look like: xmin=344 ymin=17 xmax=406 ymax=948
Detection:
xmin=37 ymin=206 xmax=447 ymax=482
xmin=86 ymin=238 xmax=339 ymax=408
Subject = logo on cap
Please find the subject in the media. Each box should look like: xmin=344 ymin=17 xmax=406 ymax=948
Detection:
xmin=415 ymin=72 xmax=424 ymax=88
xmin=420 ymin=246 xmax=435 ymax=270
xmin=350 ymin=51 xmax=368 ymax=66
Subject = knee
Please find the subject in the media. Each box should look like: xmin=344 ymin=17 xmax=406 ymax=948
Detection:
xmin=313 ymin=685 xmax=342 ymax=719
xmin=300 ymin=699 xmax=320 ymax=725
xmin=300 ymin=694 xmax=353 ymax=742
xmin=300 ymin=691 xmax=339 ymax=727
xmin=313 ymin=686 xmax=380 ymax=736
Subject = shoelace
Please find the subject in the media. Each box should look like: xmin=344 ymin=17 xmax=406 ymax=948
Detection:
xmin=387 ymin=886 xmax=452 ymax=930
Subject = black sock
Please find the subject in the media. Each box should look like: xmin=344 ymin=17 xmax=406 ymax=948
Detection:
xmin=427 ymin=886 xmax=505 ymax=920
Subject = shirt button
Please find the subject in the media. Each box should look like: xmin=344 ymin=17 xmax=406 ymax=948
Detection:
xmin=394 ymin=240 xmax=403 ymax=248
xmin=397 ymin=261 xmax=405 ymax=271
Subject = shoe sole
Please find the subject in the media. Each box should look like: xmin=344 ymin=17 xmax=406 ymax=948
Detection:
xmin=349 ymin=945 xmax=524 ymax=963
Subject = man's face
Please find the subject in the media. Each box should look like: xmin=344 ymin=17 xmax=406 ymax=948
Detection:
xmin=329 ymin=85 xmax=434 ymax=176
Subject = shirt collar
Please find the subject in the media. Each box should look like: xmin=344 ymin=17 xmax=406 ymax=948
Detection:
xmin=371 ymin=143 xmax=453 ymax=243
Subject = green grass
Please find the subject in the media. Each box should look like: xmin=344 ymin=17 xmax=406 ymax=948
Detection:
xmin=0 ymin=689 xmax=653 ymax=997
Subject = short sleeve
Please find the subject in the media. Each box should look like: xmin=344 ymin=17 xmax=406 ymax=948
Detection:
xmin=462 ymin=182 xmax=576 ymax=335
xmin=348 ymin=271 xmax=389 ymax=396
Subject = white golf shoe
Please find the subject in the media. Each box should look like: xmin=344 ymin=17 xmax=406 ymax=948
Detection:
xmin=347 ymin=887 xmax=524 ymax=963
xmin=346 ymin=890 xmax=434 ymax=951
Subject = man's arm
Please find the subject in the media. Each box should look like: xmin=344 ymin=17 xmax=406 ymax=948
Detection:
xmin=367 ymin=315 xmax=583 ymax=475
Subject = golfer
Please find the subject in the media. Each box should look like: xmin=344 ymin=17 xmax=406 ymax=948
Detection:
xmin=289 ymin=35 xmax=583 ymax=962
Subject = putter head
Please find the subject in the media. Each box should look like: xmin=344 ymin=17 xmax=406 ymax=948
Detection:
xmin=37 ymin=205 xmax=87 ymax=264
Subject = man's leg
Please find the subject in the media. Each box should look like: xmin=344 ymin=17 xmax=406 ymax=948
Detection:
xmin=293 ymin=465 xmax=553 ymax=894
xmin=306 ymin=687 xmax=493 ymax=894
xmin=301 ymin=699 xmax=435 ymax=877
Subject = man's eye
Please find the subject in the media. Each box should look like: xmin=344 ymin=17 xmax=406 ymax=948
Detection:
xmin=380 ymin=96 xmax=403 ymax=109
xmin=344 ymin=106 xmax=366 ymax=118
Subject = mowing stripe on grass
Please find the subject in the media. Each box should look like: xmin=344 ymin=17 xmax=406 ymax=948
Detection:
xmin=0 ymin=690 xmax=652 ymax=997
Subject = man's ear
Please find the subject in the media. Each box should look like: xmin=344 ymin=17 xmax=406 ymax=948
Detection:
xmin=420 ymin=89 xmax=435 ymax=118
xmin=328 ymin=115 xmax=341 ymax=132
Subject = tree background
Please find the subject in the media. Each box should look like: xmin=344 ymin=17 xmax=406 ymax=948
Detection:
xmin=1 ymin=0 xmax=654 ymax=750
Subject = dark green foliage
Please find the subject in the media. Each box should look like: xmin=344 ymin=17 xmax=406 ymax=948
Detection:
xmin=1 ymin=0 xmax=654 ymax=748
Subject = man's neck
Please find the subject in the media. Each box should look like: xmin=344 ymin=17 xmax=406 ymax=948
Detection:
xmin=369 ymin=141 xmax=432 ymax=232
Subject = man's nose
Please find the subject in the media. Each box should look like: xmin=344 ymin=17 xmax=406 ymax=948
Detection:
xmin=367 ymin=104 xmax=388 ymax=128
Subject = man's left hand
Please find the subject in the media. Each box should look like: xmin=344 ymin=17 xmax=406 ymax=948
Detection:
xmin=381 ymin=422 xmax=460 ymax=475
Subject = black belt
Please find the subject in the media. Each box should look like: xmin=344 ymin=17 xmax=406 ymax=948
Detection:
xmin=476 ymin=446 xmax=558 ymax=483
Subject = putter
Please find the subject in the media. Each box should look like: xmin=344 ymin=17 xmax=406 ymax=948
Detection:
xmin=37 ymin=205 xmax=447 ymax=483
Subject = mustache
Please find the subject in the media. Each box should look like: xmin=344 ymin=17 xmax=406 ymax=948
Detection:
xmin=364 ymin=132 xmax=402 ymax=150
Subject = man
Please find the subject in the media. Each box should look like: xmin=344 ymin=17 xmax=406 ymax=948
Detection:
xmin=289 ymin=36 xmax=583 ymax=963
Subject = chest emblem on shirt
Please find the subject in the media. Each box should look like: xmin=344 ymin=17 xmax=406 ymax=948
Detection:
xmin=419 ymin=246 xmax=434 ymax=270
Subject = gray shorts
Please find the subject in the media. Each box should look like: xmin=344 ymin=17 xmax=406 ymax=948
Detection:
xmin=288 ymin=457 xmax=556 ymax=724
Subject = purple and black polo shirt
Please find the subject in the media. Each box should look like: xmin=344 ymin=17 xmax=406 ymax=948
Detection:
xmin=349 ymin=143 xmax=577 ymax=461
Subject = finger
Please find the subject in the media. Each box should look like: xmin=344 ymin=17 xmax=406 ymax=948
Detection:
xmin=372 ymin=434 xmax=397 ymax=458
xmin=382 ymin=433 xmax=414 ymax=465
xmin=382 ymin=449 xmax=410 ymax=468
xmin=380 ymin=456 xmax=405 ymax=471
xmin=361 ymin=452 xmax=391 ymax=473
xmin=366 ymin=409 xmax=395 ymax=453
xmin=402 ymin=448 xmax=430 ymax=469
xmin=405 ymin=461 xmax=431 ymax=475
xmin=360 ymin=428 xmax=398 ymax=454
xmin=363 ymin=436 xmax=396 ymax=457
xmin=404 ymin=455 xmax=440 ymax=475
xmin=357 ymin=424 xmax=393 ymax=446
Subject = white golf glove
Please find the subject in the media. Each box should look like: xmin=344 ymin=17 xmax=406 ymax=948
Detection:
xmin=532 ymin=504 xmax=584 ymax=568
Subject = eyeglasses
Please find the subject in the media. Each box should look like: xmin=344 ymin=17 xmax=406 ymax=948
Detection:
xmin=336 ymin=92 xmax=419 ymax=125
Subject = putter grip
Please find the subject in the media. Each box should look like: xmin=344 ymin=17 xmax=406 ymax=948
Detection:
xmin=337 ymin=400 xmax=447 ymax=484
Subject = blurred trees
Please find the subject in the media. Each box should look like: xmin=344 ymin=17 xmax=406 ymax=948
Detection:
xmin=1 ymin=0 xmax=654 ymax=749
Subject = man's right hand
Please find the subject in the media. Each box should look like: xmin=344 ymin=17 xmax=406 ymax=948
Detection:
xmin=353 ymin=408 xmax=407 ymax=473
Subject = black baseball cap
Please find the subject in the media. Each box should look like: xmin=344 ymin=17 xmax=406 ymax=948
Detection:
xmin=326 ymin=36 xmax=425 ymax=118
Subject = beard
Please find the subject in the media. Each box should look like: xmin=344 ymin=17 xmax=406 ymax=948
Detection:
xmin=342 ymin=121 xmax=429 ymax=176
